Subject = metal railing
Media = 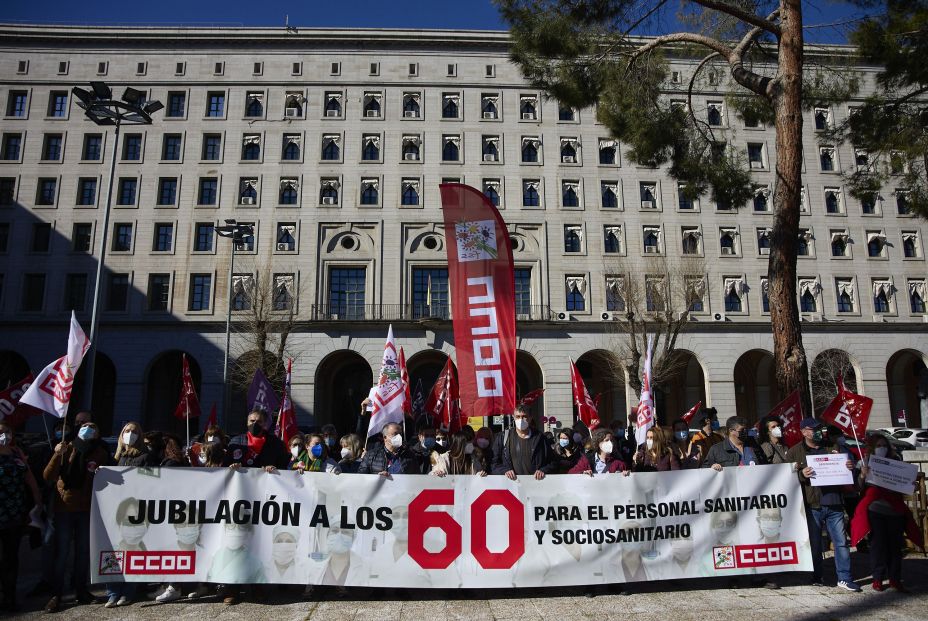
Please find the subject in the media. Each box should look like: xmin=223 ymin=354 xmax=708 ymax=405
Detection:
xmin=309 ymin=303 xmax=555 ymax=322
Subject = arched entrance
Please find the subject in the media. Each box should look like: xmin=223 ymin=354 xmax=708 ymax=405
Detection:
xmin=576 ymin=349 xmax=625 ymax=427
xmin=655 ymin=350 xmax=707 ymax=426
xmin=886 ymin=349 xmax=928 ymax=427
xmin=734 ymin=349 xmax=780 ymax=424
xmin=810 ymin=349 xmax=858 ymax=416
xmin=314 ymin=350 xmax=373 ymax=435
xmin=143 ymin=351 xmax=203 ymax=436
xmin=0 ymin=350 xmax=30 ymax=389
xmin=515 ymin=350 xmax=544 ymax=423
xmin=406 ymin=349 xmax=450 ymax=406
xmin=70 ymin=352 xmax=117 ymax=435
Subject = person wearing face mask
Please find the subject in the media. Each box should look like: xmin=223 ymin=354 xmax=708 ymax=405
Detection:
xmin=357 ymin=423 xmax=418 ymax=475
xmin=611 ymin=416 xmax=636 ymax=465
xmin=0 ymin=424 xmax=40 ymax=612
xmin=337 ymin=434 xmax=363 ymax=473
xmin=553 ymin=430 xmax=583 ymax=473
xmin=690 ymin=409 xmax=724 ymax=463
xmin=302 ymin=434 xmax=341 ymax=473
xmin=430 ymin=430 xmax=488 ymax=476
xmin=42 ymin=420 xmax=110 ymax=612
xmin=410 ymin=426 xmax=439 ymax=474
xmin=114 ymin=422 xmax=156 ymax=467
xmin=265 ymin=525 xmax=307 ymax=583
xmin=670 ymin=419 xmax=700 ymax=469
xmin=188 ymin=425 xmax=228 ymax=466
xmin=787 ymin=417 xmax=861 ymax=592
xmin=569 ymin=428 xmax=629 ymax=475
xmin=704 ymin=416 xmax=758 ymax=470
xmin=288 ymin=433 xmax=310 ymax=470
xmin=226 ymin=410 xmax=289 ymax=472
xmin=491 ymin=405 xmax=556 ymax=480
xmin=208 ymin=522 xmax=268 ymax=604
xmin=633 ymin=427 xmax=680 ymax=472
xmin=474 ymin=426 xmax=494 ymax=466
xmin=851 ymin=437 xmax=923 ymax=592
xmin=757 ymin=415 xmax=789 ymax=464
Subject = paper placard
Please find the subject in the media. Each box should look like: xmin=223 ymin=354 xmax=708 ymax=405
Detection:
xmin=807 ymin=454 xmax=853 ymax=487
xmin=865 ymin=455 xmax=918 ymax=495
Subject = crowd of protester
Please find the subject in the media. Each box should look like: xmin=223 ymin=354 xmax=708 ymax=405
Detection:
xmin=0 ymin=401 xmax=919 ymax=613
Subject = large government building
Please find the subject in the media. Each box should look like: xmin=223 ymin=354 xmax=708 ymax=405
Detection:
xmin=0 ymin=24 xmax=925 ymax=436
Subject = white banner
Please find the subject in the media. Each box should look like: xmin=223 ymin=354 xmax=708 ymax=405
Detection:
xmin=91 ymin=464 xmax=812 ymax=587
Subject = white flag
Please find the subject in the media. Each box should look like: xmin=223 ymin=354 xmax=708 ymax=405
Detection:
xmin=20 ymin=311 xmax=91 ymax=418
xmin=367 ymin=325 xmax=406 ymax=438
xmin=634 ymin=334 xmax=655 ymax=447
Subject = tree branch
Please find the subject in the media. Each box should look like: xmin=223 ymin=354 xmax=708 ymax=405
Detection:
xmin=728 ymin=10 xmax=780 ymax=99
xmin=688 ymin=0 xmax=781 ymax=37
xmin=626 ymin=32 xmax=732 ymax=72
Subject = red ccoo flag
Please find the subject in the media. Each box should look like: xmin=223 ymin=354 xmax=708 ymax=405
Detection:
xmin=399 ymin=347 xmax=413 ymax=419
xmin=519 ymin=388 xmax=545 ymax=407
xmin=173 ymin=354 xmax=201 ymax=420
xmin=821 ymin=375 xmax=873 ymax=442
xmin=275 ymin=359 xmax=299 ymax=446
xmin=763 ymin=390 xmax=803 ymax=448
xmin=681 ymin=401 xmax=702 ymax=426
xmin=425 ymin=358 xmax=462 ymax=433
xmin=439 ymin=183 xmax=516 ymax=421
xmin=570 ymin=358 xmax=599 ymax=429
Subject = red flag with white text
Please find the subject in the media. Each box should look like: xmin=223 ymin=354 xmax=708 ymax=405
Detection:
xmin=634 ymin=335 xmax=655 ymax=447
xmin=425 ymin=358 xmax=462 ymax=433
xmin=821 ymin=376 xmax=872 ymax=441
xmin=173 ymin=354 xmax=201 ymax=420
xmin=519 ymin=388 xmax=545 ymax=407
xmin=0 ymin=374 xmax=40 ymax=428
xmin=570 ymin=359 xmax=599 ymax=429
xmin=275 ymin=359 xmax=298 ymax=445
xmin=765 ymin=390 xmax=803 ymax=448
xmin=439 ymin=183 xmax=516 ymax=420
xmin=681 ymin=400 xmax=702 ymax=426
xmin=20 ymin=312 xmax=91 ymax=418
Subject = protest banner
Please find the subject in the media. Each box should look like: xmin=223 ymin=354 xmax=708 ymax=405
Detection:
xmin=806 ymin=454 xmax=854 ymax=487
xmin=865 ymin=456 xmax=918 ymax=495
xmin=91 ymin=464 xmax=812 ymax=587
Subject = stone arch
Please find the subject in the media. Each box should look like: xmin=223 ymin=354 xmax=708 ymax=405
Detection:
xmin=575 ymin=349 xmax=625 ymax=427
xmin=406 ymin=349 xmax=452 ymax=405
xmin=314 ymin=349 xmax=373 ymax=435
xmin=143 ymin=351 xmax=203 ymax=436
xmin=734 ymin=349 xmax=780 ymax=425
xmin=516 ymin=350 xmax=545 ymax=424
xmin=810 ymin=349 xmax=859 ymax=416
xmin=70 ymin=352 xmax=117 ymax=435
xmin=655 ymin=349 xmax=707 ymax=426
xmin=886 ymin=349 xmax=928 ymax=427
xmin=0 ymin=350 xmax=30 ymax=389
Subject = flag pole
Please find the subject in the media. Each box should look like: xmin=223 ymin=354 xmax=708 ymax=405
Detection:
xmin=41 ymin=414 xmax=54 ymax=450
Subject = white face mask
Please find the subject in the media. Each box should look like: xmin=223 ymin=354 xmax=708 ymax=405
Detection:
xmin=224 ymin=530 xmax=249 ymax=550
xmin=464 ymin=443 xmax=475 ymax=455
xmin=874 ymin=446 xmax=889 ymax=458
xmin=476 ymin=438 xmax=490 ymax=449
xmin=272 ymin=541 xmax=297 ymax=565
xmin=123 ymin=431 xmax=138 ymax=447
xmin=120 ymin=523 xmax=147 ymax=545
xmin=205 ymin=435 xmax=216 ymax=443
xmin=176 ymin=526 xmax=199 ymax=545
xmin=770 ymin=426 xmax=783 ymax=439
xmin=290 ymin=446 xmax=302 ymax=458
xmin=599 ymin=441 xmax=614 ymax=455
xmin=389 ymin=433 xmax=403 ymax=448
xmin=671 ymin=538 xmax=693 ymax=560
xmin=435 ymin=439 xmax=446 ymax=447
xmin=327 ymin=533 xmax=353 ymax=554
xmin=198 ymin=452 xmax=207 ymax=465
xmin=0 ymin=434 xmax=10 ymax=447
xmin=340 ymin=447 xmax=351 ymax=460
xmin=515 ymin=418 xmax=529 ymax=431
xmin=759 ymin=519 xmax=781 ymax=538
xmin=645 ymin=439 xmax=654 ymax=450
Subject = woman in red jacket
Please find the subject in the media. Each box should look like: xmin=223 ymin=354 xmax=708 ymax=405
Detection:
xmin=851 ymin=435 xmax=924 ymax=592
xmin=569 ymin=428 xmax=629 ymax=475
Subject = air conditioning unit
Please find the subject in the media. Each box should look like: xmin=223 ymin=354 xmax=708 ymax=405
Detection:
xmin=322 ymin=196 xmax=336 ymax=205
xmin=759 ymin=247 xmax=770 ymax=255
xmin=284 ymin=107 xmax=299 ymax=118
xmin=241 ymin=197 xmax=255 ymax=205
xmin=555 ymin=310 xmax=571 ymax=321
xmin=276 ymin=243 xmax=291 ymax=251
xmin=329 ymin=313 xmax=339 ymax=321
xmin=601 ymin=311 xmax=622 ymax=321
xmin=644 ymin=246 xmax=659 ymax=254
xmin=562 ymin=155 xmax=576 ymax=163
xmin=325 ymin=109 xmax=339 ymax=117
xmin=365 ymin=110 xmax=379 ymax=118
xmin=482 ymin=111 xmax=495 ymax=119
xmin=750 ymin=161 xmax=764 ymax=169
xmin=641 ymin=200 xmax=654 ymax=209
xmin=872 ymin=314 xmax=887 ymax=323
xmin=403 ymin=111 xmax=418 ymax=118
xmin=922 ymin=314 xmax=928 ymax=323
xmin=713 ymin=312 xmax=726 ymax=322
xmin=483 ymin=154 xmax=497 ymax=162
xmin=721 ymin=247 xmax=735 ymax=255
xmin=521 ymin=112 xmax=535 ymax=120
xmin=404 ymin=153 xmax=418 ymax=161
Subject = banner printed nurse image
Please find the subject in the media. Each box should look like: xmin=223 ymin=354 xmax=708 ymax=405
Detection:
xmin=265 ymin=525 xmax=308 ymax=583
xmin=207 ymin=522 xmax=267 ymax=584
xmin=115 ymin=497 xmax=149 ymax=552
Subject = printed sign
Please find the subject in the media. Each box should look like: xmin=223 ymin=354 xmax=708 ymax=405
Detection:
xmin=865 ymin=456 xmax=918 ymax=495
xmin=806 ymin=454 xmax=854 ymax=487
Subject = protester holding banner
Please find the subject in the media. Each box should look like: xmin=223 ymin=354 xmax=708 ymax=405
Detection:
xmin=611 ymin=417 xmax=636 ymax=465
xmin=757 ymin=416 xmax=789 ymax=464
xmin=0 ymin=423 xmax=40 ymax=612
xmin=302 ymin=434 xmax=342 ymax=474
xmin=410 ymin=426 xmax=439 ymax=474
xmin=320 ymin=424 xmax=340 ymax=454
xmin=357 ymin=423 xmax=418 ymax=475
xmin=690 ymin=409 xmax=723 ymax=465
xmin=474 ymin=426 xmax=494 ymax=466
xmin=144 ymin=432 xmax=189 ymax=467
xmin=569 ymin=428 xmax=628 ymax=475
xmin=338 ymin=434 xmax=363 ymax=473
xmin=114 ymin=422 xmax=156 ymax=468
xmin=787 ymin=418 xmax=861 ymax=592
xmin=633 ymin=427 xmax=679 ymax=472
xmin=851 ymin=436 xmax=923 ymax=592
xmin=226 ymin=410 xmax=289 ymax=471
xmin=287 ymin=433 xmax=310 ymax=470
xmin=430 ymin=430 xmax=488 ymax=476
xmin=553 ymin=429 xmax=583 ymax=473
xmin=670 ymin=419 xmax=701 ymax=469
xmin=490 ymin=405 xmax=556 ymax=479
xmin=704 ymin=417 xmax=758 ymax=469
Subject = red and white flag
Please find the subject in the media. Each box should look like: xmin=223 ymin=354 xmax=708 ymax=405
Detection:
xmin=634 ymin=335 xmax=655 ymax=447
xmin=173 ymin=353 xmax=201 ymax=420
xmin=20 ymin=311 xmax=91 ymax=418
xmin=0 ymin=374 xmax=40 ymax=428
xmin=275 ymin=358 xmax=299 ymax=445
xmin=204 ymin=402 xmax=217 ymax=431
xmin=519 ymin=388 xmax=545 ymax=407
xmin=425 ymin=358 xmax=461 ymax=433
xmin=399 ymin=347 xmax=412 ymax=418
xmin=439 ymin=183 xmax=516 ymax=420
xmin=821 ymin=375 xmax=873 ymax=442
xmin=681 ymin=400 xmax=702 ymax=426
xmin=896 ymin=409 xmax=907 ymax=427
xmin=368 ymin=325 xmax=406 ymax=438
xmin=764 ymin=390 xmax=803 ymax=448
xmin=569 ymin=359 xmax=599 ymax=429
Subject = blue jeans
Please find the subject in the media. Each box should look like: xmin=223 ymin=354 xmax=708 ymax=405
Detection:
xmin=106 ymin=582 xmax=137 ymax=601
xmin=52 ymin=511 xmax=90 ymax=598
xmin=806 ymin=505 xmax=853 ymax=583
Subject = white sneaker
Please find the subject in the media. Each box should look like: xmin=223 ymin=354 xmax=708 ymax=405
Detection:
xmin=156 ymin=586 xmax=181 ymax=603
xmin=838 ymin=581 xmax=862 ymax=593
xmin=116 ymin=595 xmax=132 ymax=606
xmin=104 ymin=596 xmax=118 ymax=608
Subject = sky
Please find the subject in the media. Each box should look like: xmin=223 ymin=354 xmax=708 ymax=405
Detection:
xmin=1 ymin=0 xmax=875 ymax=43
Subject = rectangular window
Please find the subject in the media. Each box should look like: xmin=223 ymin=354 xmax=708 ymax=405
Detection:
xmin=202 ymin=134 xmax=222 ymax=160
xmin=175 ymin=62 xmax=185 ymax=75
xmin=0 ymin=178 xmax=15 ymax=205
xmin=42 ymin=134 xmax=63 ymax=160
xmin=72 ymin=223 xmax=92 ymax=252
xmin=153 ymin=223 xmax=173 ymax=252
xmin=206 ymin=92 xmax=225 ymax=117
xmin=412 ymin=267 xmax=449 ymax=319
xmin=117 ymin=178 xmax=137 ymax=206
xmin=162 ymin=134 xmax=182 ymax=160
xmin=328 ymin=267 xmax=367 ymax=320
xmin=63 ymin=273 xmax=87 ymax=312
xmin=166 ymin=91 xmax=186 ymax=117
xmin=21 ymin=274 xmax=45 ymax=311
xmin=48 ymin=91 xmax=68 ymax=117
xmin=198 ymin=178 xmax=218 ymax=205
xmin=514 ymin=268 xmax=532 ymax=318
xmin=36 ymin=178 xmax=57 ymax=205
xmin=7 ymin=91 xmax=28 ymax=117
xmin=147 ymin=274 xmax=171 ymax=311
xmin=106 ymin=273 xmax=129 ymax=311
xmin=194 ymin=223 xmax=214 ymax=252
xmin=77 ymin=178 xmax=97 ymax=205
xmin=111 ymin=223 xmax=132 ymax=252
xmin=31 ymin=223 xmax=51 ymax=252
xmin=188 ymin=274 xmax=212 ymax=311
xmin=122 ymin=134 xmax=142 ymax=160
xmin=1 ymin=134 xmax=21 ymax=160
xmin=157 ymin=178 xmax=177 ymax=205
xmin=82 ymin=134 xmax=102 ymax=160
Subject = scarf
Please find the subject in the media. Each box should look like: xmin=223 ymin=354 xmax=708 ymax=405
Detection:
xmin=245 ymin=432 xmax=266 ymax=464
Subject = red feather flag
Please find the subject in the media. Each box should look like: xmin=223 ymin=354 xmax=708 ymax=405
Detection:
xmin=173 ymin=354 xmax=201 ymax=420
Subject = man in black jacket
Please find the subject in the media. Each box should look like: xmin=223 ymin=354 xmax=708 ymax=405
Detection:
xmin=491 ymin=405 xmax=556 ymax=479
xmin=226 ymin=410 xmax=289 ymax=472
xmin=357 ymin=422 xmax=419 ymax=475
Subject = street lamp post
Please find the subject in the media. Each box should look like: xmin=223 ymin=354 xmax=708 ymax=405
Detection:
xmin=216 ymin=220 xmax=254 ymax=429
xmin=72 ymin=82 xmax=162 ymax=411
